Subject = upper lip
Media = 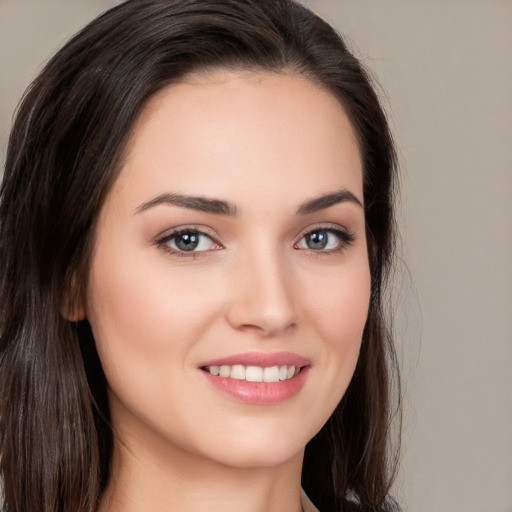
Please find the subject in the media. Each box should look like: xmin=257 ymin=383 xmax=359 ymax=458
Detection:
xmin=199 ymin=351 xmax=310 ymax=368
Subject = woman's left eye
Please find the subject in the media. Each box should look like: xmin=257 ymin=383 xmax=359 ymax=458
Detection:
xmin=158 ymin=229 xmax=219 ymax=254
xmin=296 ymin=228 xmax=355 ymax=252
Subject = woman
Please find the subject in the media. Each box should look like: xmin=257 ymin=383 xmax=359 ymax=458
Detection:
xmin=0 ymin=1 xmax=400 ymax=511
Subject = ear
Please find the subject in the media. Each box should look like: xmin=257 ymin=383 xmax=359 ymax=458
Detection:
xmin=60 ymin=274 xmax=86 ymax=322
xmin=62 ymin=302 xmax=86 ymax=322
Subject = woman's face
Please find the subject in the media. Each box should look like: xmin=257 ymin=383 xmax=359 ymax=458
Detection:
xmin=85 ymin=71 xmax=370 ymax=471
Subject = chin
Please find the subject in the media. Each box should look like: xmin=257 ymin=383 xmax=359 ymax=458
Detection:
xmin=206 ymin=439 xmax=306 ymax=470
xmin=189 ymin=416 xmax=321 ymax=470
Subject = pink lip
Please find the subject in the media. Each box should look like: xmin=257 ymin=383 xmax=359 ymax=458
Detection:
xmin=199 ymin=351 xmax=310 ymax=368
xmin=199 ymin=352 xmax=311 ymax=405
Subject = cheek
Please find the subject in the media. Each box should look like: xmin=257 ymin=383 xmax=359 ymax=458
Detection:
xmin=85 ymin=251 xmax=220 ymax=384
xmin=304 ymin=260 xmax=371 ymax=391
xmin=307 ymin=260 xmax=371 ymax=343
xmin=85 ymin=257 xmax=229 ymax=446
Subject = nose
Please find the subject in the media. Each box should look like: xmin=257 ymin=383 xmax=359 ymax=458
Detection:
xmin=226 ymin=247 xmax=297 ymax=337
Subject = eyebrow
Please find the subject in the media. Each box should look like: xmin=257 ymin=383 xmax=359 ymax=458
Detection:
xmin=296 ymin=189 xmax=363 ymax=215
xmin=136 ymin=188 xmax=362 ymax=216
xmin=136 ymin=193 xmax=237 ymax=216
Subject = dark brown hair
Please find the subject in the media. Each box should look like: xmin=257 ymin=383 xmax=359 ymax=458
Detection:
xmin=0 ymin=1 xmax=400 ymax=511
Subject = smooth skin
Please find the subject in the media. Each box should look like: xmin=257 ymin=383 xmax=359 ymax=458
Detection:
xmin=83 ymin=70 xmax=371 ymax=512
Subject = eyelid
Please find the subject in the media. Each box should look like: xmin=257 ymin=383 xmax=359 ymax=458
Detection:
xmin=296 ymin=223 xmax=353 ymax=239
xmin=155 ymin=224 xmax=220 ymax=242
xmin=154 ymin=223 xmax=355 ymax=258
xmin=295 ymin=224 xmax=356 ymax=253
xmin=155 ymin=225 xmax=223 ymax=256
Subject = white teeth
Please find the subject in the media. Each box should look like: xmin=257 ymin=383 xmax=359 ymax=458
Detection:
xmin=246 ymin=366 xmax=263 ymax=382
xmin=219 ymin=365 xmax=230 ymax=377
xmin=230 ymin=364 xmax=246 ymax=380
xmin=263 ymin=366 xmax=280 ymax=383
xmin=207 ymin=364 xmax=301 ymax=382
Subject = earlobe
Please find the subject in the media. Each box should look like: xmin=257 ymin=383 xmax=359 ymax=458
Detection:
xmin=60 ymin=275 xmax=86 ymax=322
xmin=62 ymin=305 xmax=86 ymax=322
xmin=60 ymin=298 xmax=86 ymax=322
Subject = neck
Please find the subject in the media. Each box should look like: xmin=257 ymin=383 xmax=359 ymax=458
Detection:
xmin=98 ymin=431 xmax=304 ymax=512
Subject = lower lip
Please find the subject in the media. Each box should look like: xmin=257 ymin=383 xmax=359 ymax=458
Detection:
xmin=202 ymin=366 xmax=310 ymax=405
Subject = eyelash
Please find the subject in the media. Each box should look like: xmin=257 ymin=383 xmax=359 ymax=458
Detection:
xmin=295 ymin=226 xmax=356 ymax=255
xmin=156 ymin=227 xmax=221 ymax=258
xmin=156 ymin=225 xmax=356 ymax=258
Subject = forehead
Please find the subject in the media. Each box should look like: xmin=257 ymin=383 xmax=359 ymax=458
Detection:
xmin=114 ymin=70 xmax=363 ymax=209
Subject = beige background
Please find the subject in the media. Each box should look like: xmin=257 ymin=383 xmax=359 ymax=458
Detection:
xmin=1 ymin=1 xmax=511 ymax=511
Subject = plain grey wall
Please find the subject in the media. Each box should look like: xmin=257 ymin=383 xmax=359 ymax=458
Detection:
xmin=1 ymin=1 xmax=511 ymax=511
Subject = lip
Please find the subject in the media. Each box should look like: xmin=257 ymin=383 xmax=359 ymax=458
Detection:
xmin=199 ymin=351 xmax=311 ymax=405
xmin=199 ymin=351 xmax=310 ymax=368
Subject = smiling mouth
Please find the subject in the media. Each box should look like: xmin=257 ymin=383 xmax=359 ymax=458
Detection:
xmin=202 ymin=364 xmax=301 ymax=383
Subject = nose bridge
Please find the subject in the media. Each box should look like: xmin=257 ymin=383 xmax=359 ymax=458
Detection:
xmin=226 ymin=240 xmax=297 ymax=336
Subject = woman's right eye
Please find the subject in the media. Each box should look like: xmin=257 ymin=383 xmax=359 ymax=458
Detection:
xmin=157 ymin=229 xmax=221 ymax=255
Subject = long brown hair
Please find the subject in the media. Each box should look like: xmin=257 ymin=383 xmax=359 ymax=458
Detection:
xmin=0 ymin=1 xmax=400 ymax=510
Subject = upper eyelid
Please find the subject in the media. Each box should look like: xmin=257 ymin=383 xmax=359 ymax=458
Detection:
xmin=156 ymin=227 xmax=222 ymax=257
xmin=154 ymin=223 xmax=355 ymax=247
xmin=295 ymin=225 xmax=356 ymax=249
xmin=296 ymin=223 xmax=352 ymax=239
xmin=156 ymin=225 xmax=219 ymax=242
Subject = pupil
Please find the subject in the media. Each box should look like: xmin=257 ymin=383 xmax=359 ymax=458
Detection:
xmin=308 ymin=231 xmax=328 ymax=250
xmin=176 ymin=233 xmax=199 ymax=251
